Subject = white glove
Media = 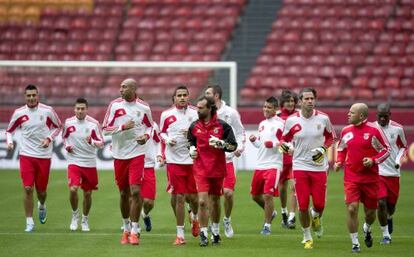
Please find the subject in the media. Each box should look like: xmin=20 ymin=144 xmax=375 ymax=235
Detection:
xmin=209 ymin=135 xmax=225 ymax=149
xmin=279 ymin=142 xmax=294 ymax=154
xmin=189 ymin=146 xmax=198 ymax=158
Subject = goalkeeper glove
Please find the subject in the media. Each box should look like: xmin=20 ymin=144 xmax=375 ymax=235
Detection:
xmin=209 ymin=135 xmax=225 ymax=149
xmin=311 ymin=146 xmax=327 ymax=163
xmin=279 ymin=142 xmax=294 ymax=154
xmin=189 ymin=146 xmax=198 ymax=158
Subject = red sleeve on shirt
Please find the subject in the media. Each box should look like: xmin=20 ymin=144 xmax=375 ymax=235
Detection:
xmin=6 ymin=115 xmax=29 ymax=133
xmin=161 ymin=115 xmax=177 ymax=133
xmin=142 ymin=113 xmax=152 ymax=128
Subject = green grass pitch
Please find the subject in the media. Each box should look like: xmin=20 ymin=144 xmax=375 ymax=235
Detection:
xmin=0 ymin=169 xmax=413 ymax=257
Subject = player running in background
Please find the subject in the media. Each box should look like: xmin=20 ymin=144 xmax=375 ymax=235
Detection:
xmin=205 ymin=84 xmax=245 ymax=238
xmin=280 ymin=88 xmax=335 ymax=249
xmin=160 ymin=85 xmax=200 ymax=245
xmin=276 ymin=90 xmax=299 ymax=229
xmin=6 ymin=84 xmax=62 ymax=232
xmin=335 ymin=103 xmax=390 ymax=253
xmin=102 ymin=78 xmax=153 ymax=246
xmin=375 ymin=103 xmax=407 ymax=245
xmin=62 ymin=98 xmax=104 ymax=232
xmin=249 ymin=97 xmax=284 ymax=235
xmin=188 ymin=96 xmax=237 ymax=246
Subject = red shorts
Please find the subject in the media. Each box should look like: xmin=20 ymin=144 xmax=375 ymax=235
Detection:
xmin=250 ymin=169 xmax=279 ymax=196
xmin=166 ymin=164 xmax=197 ymax=195
xmin=294 ymin=170 xmax=327 ymax=212
xmin=19 ymin=155 xmax=51 ymax=191
xmin=141 ymin=167 xmax=156 ymax=200
xmin=194 ymin=175 xmax=224 ymax=196
xmin=223 ymin=162 xmax=236 ymax=191
xmin=279 ymin=163 xmax=292 ymax=183
xmin=344 ymin=180 xmax=379 ymax=209
xmin=378 ymin=176 xmax=399 ymax=205
xmin=114 ymin=155 xmax=145 ymax=190
xmin=68 ymin=164 xmax=98 ymax=191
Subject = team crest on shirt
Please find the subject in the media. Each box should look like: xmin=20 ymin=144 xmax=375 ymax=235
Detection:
xmin=85 ymin=128 xmax=90 ymax=134
xmin=224 ymin=115 xmax=230 ymax=122
xmin=135 ymin=111 xmax=141 ymax=117
xmin=390 ymin=134 xmax=395 ymax=139
xmin=364 ymin=133 xmax=370 ymax=140
xmin=317 ymin=124 xmax=321 ymax=130
xmin=39 ymin=115 xmax=44 ymax=121
xmin=214 ymin=128 xmax=219 ymax=134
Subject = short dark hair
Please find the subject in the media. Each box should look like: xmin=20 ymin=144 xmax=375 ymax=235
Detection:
xmin=299 ymin=87 xmax=317 ymax=100
xmin=25 ymin=84 xmax=38 ymax=92
xmin=266 ymin=96 xmax=279 ymax=109
xmin=197 ymin=96 xmax=217 ymax=117
xmin=206 ymin=84 xmax=223 ymax=99
xmin=279 ymin=90 xmax=298 ymax=107
xmin=173 ymin=85 xmax=189 ymax=96
xmin=75 ymin=97 xmax=88 ymax=107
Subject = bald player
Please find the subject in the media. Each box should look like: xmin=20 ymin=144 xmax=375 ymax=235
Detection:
xmin=335 ymin=103 xmax=390 ymax=253
xmin=375 ymin=103 xmax=407 ymax=244
xmin=103 ymin=78 xmax=154 ymax=246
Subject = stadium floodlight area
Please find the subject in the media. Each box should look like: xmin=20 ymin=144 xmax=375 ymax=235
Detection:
xmin=0 ymin=61 xmax=237 ymax=108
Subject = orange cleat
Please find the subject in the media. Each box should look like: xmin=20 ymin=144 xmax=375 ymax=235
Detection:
xmin=192 ymin=219 xmax=200 ymax=237
xmin=173 ymin=236 xmax=186 ymax=246
xmin=129 ymin=233 xmax=140 ymax=245
xmin=120 ymin=231 xmax=130 ymax=245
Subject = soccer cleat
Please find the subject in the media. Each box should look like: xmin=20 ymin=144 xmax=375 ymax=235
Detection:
xmin=192 ymin=219 xmax=200 ymax=237
xmin=281 ymin=213 xmax=288 ymax=228
xmin=70 ymin=212 xmax=80 ymax=231
xmin=312 ymin=216 xmax=323 ymax=238
xmin=38 ymin=202 xmax=47 ymax=224
xmin=173 ymin=236 xmax=186 ymax=246
xmin=387 ymin=218 xmax=393 ymax=234
xmin=120 ymin=231 xmax=130 ymax=245
xmin=223 ymin=219 xmax=234 ymax=238
xmin=129 ymin=233 xmax=140 ymax=245
xmin=352 ymin=244 xmax=361 ymax=253
xmin=364 ymin=230 xmax=373 ymax=248
xmin=304 ymin=240 xmax=313 ymax=249
xmin=380 ymin=236 xmax=391 ymax=245
xmin=81 ymin=217 xmax=90 ymax=232
xmin=212 ymin=234 xmax=221 ymax=246
xmin=260 ymin=226 xmax=271 ymax=235
xmin=143 ymin=216 xmax=152 ymax=232
xmin=24 ymin=223 xmax=34 ymax=232
xmin=199 ymin=231 xmax=209 ymax=247
xmin=287 ymin=217 xmax=296 ymax=229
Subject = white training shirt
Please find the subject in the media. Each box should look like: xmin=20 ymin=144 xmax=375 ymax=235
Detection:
xmin=159 ymin=105 xmax=198 ymax=164
xmin=6 ymin=103 xmax=62 ymax=158
xmin=145 ymin=122 xmax=161 ymax=168
xmin=251 ymin=116 xmax=284 ymax=170
xmin=216 ymin=100 xmax=246 ymax=162
xmin=375 ymin=120 xmax=407 ymax=177
xmin=102 ymin=97 xmax=153 ymax=160
xmin=62 ymin=115 xmax=104 ymax=168
xmin=282 ymin=110 xmax=335 ymax=172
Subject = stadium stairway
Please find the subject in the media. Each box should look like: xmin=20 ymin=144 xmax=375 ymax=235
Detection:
xmin=224 ymin=0 xmax=283 ymax=93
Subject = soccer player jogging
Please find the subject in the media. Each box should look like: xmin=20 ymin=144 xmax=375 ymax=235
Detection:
xmin=102 ymin=78 xmax=154 ymax=245
xmin=334 ymin=103 xmax=390 ymax=253
xmin=141 ymin=122 xmax=163 ymax=232
xmin=159 ymin=86 xmax=200 ymax=245
xmin=374 ymin=103 xmax=407 ymax=245
xmin=277 ymin=90 xmax=299 ymax=229
xmin=187 ymin=96 xmax=237 ymax=247
xmin=62 ymin=98 xmax=104 ymax=232
xmin=249 ymin=97 xmax=284 ymax=235
xmin=280 ymin=88 xmax=335 ymax=250
xmin=6 ymin=84 xmax=62 ymax=232
xmin=205 ymin=84 xmax=245 ymax=238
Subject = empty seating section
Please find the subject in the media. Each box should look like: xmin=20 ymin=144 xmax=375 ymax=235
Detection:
xmin=0 ymin=0 xmax=245 ymax=107
xmin=241 ymin=0 xmax=414 ymax=105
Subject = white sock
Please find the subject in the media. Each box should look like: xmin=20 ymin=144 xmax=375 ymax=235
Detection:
xmin=26 ymin=217 xmax=34 ymax=225
xmin=82 ymin=214 xmax=88 ymax=221
xmin=311 ymin=208 xmax=319 ymax=218
xmin=177 ymin=226 xmax=185 ymax=238
xmin=212 ymin=222 xmax=220 ymax=235
xmin=72 ymin=209 xmax=79 ymax=215
xmin=123 ymin=218 xmax=130 ymax=232
xmin=288 ymin=212 xmax=295 ymax=220
xmin=381 ymin=225 xmax=391 ymax=238
xmin=224 ymin=216 xmax=231 ymax=222
xmin=38 ymin=201 xmax=45 ymax=210
xmin=350 ymin=232 xmax=359 ymax=245
xmin=141 ymin=209 xmax=148 ymax=218
xmin=281 ymin=208 xmax=288 ymax=214
xmin=264 ymin=223 xmax=271 ymax=229
xmin=191 ymin=212 xmax=198 ymax=221
xmin=131 ymin=222 xmax=140 ymax=234
xmin=303 ymin=226 xmax=312 ymax=241
xmin=363 ymin=223 xmax=371 ymax=233
xmin=200 ymin=227 xmax=208 ymax=237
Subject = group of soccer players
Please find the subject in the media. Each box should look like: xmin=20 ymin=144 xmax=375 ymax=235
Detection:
xmin=6 ymin=82 xmax=407 ymax=252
